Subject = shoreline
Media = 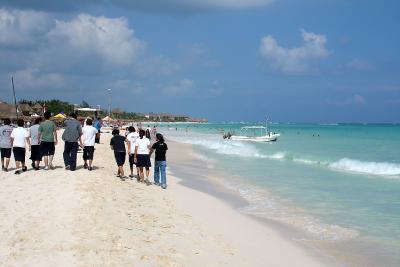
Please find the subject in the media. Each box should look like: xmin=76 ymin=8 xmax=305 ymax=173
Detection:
xmin=167 ymin=140 xmax=336 ymax=266
xmin=167 ymin=140 xmax=399 ymax=267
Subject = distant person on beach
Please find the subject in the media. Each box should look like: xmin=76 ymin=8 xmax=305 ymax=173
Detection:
xmin=0 ymin=118 xmax=13 ymax=172
xmin=150 ymin=133 xmax=168 ymax=189
xmin=62 ymin=112 xmax=83 ymax=171
xmin=39 ymin=111 xmax=58 ymax=170
xmin=151 ymin=126 xmax=157 ymax=138
xmin=134 ymin=129 xmax=151 ymax=184
xmin=110 ymin=128 xmax=126 ymax=178
xmin=93 ymin=117 xmax=102 ymax=144
xmin=29 ymin=117 xmax=42 ymax=170
xmin=82 ymin=118 xmax=98 ymax=171
xmin=145 ymin=128 xmax=151 ymax=141
xmin=10 ymin=119 xmax=30 ymax=174
xmin=126 ymin=126 xmax=139 ymax=179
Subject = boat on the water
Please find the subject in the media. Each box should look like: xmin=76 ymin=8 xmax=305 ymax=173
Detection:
xmin=223 ymin=125 xmax=280 ymax=142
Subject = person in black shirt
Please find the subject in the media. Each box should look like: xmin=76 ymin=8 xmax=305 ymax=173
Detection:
xmin=150 ymin=133 xmax=168 ymax=189
xmin=110 ymin=128 xmax=127 ymax=178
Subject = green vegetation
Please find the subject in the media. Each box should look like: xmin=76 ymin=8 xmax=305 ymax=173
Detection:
xmin=15 ymin=99 xmax=200 ymax=122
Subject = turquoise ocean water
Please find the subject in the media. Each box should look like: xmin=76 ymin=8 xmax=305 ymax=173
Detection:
xmin=160 ymin=123 xmax=400 ymax=265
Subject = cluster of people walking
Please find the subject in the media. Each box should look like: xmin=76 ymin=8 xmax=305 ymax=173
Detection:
xmin=0 ymin=112 xmax=168 ymax=189
xmin=110 ymin=126 xmax=168 ymax=189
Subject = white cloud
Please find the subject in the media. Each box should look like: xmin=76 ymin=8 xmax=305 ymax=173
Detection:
xmin=0 ymin=0 xmax=276 ymax=12
xmin=259 ymin=29 xmax=331 ymax=75
xmin=346 ymin=59 xmax=374 ymax=71
xmin=45 ymin=14 xmax=145 ymax=69
xmin=13 ymin=68 xmax=65 ymax=90
xmin=0 ymin=8 xmax=52 ymax=47
xmin=163 ymin=79 xmax=195 ymax=95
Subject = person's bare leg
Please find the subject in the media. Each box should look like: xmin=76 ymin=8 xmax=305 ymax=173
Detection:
xmin=1 ymin=157 xmax=4 ymax=168
xmin=139 ymin=167 xmax=144 ymax=182
xmin=130 ymin=165 xmax=134 ymax=176
xmin=35 ymin=160 xmax=40 ymax=169
xmin=15 ymin=161 xmax=20 ymax=173
xmin=5 ymin=158 xmax=10 ymax=169
xmin=43 ymin=156 xmax=49 ymax=168
xmin=145 ymin=168 xmax=150 ymax=178
xmin=49 ymin=155 xmax=54 ymax=168
xmin=88 ymin=160 xmax=93 ymax=169
xmin=119 ymin=166 xmax=124 ymax=177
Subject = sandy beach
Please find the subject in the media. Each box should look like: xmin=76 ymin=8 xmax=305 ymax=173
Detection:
xmin=0 ymin=131 xmax=334 ymax=267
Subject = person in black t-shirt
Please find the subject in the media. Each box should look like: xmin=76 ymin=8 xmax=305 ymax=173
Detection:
xmin=110 ymin=128 xmax=127 ymax=178
xmin=150 ymin=133 xmax=168 ymax=189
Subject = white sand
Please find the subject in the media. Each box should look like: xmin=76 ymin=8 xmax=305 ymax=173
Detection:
xmin=0 ymin=132 xmax=333 ymax=266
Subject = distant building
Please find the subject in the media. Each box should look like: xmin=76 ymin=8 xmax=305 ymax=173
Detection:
xmin=18 ymin=103 xmax=34 ymax=116
xmin=31 ymin=103 xmax=43 ymax=115
xmin=0 ymin=103 xmax=20 ymax=119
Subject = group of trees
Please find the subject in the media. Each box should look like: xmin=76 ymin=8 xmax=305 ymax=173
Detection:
xmin=19 ymin=99 xmax=148 ymax=121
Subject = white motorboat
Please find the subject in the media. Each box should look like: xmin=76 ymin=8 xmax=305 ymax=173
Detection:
xmin=223 ymin=122 xmax=280 ymax=142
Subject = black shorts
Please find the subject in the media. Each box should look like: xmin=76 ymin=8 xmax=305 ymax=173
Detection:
xmin=83 ymin=146 xmax=95 ymax=160
xmin=114 ymin=152 xmax=126 ymax=166
xmin=13 ymin=147 xmax=26 ymax=162
xmin=136 ymin=154 xmax=151 ymax=168
xmin=0 ymin=148 xmax=12 ymax=159
xmin=40 ymin=141 xmax=55 ymax=156
xmin=30 ymin=145 xmax=42 ymax=161
xmin=129 ymin=154 xmax=136 ymax=168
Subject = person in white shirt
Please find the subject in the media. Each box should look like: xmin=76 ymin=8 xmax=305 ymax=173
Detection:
xmin=81 ymin=118 xmax=98 ymax=171
xmin=10 ymin=119 xmax=30 ymax=174
xmin=126 ymin=126 xmax=140 ymax=179
xmin=29 ymin=117 xmax=42 ymax=170
xmin=134 ymin=129 xmax=151 ymax=184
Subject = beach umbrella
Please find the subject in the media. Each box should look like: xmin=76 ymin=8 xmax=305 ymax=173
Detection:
xmin=54 ymin=113 xmax=66 ymax=119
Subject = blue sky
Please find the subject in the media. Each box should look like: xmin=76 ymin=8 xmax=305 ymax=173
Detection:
xmin=0 ymin=0 xmax=399 ymax=122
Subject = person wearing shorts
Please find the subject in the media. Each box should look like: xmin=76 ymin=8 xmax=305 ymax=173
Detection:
xmin=0 ymin=118 xmax=13 ymax=172
xmin=126 ymin=126 xmax=139 ymax=179
xmin=82 ymin=118 xmax=98 ymax=171
xmin=10 ymin=119 xmax=30 ymax=174
xmin=29 ymin=117 xmax=42 ymax=170
xmin=39 ymin=111 xmax=57 ymax=170
xmin=134 ymin=129 xmax=151 ymax=184
xmin=110 ymin=128 xmax=127 ymax=178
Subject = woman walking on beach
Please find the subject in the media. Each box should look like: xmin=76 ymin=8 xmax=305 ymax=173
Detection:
xmin=10 ymin=119 xmax=30 ymax=174
xmin=29 ymin=117 xmax=42 ymax=170
xmin=150 ymin=133 xmax=168 ymax=189
xmin=38 ymin=111 xmax=57 ymax=170
xmin=134 ymin=129 xmax=151 ymax=184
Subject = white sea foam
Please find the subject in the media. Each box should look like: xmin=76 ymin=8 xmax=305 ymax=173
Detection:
xmin=169 ymin=133 xmax=400 ymax=178
xmin=190 ymin=152 xmax=215 ymax=169
xmin=222 ymin=179 xmax=359 ymax=241
xmin=329 ymin=158 xmax=400 ymax=176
